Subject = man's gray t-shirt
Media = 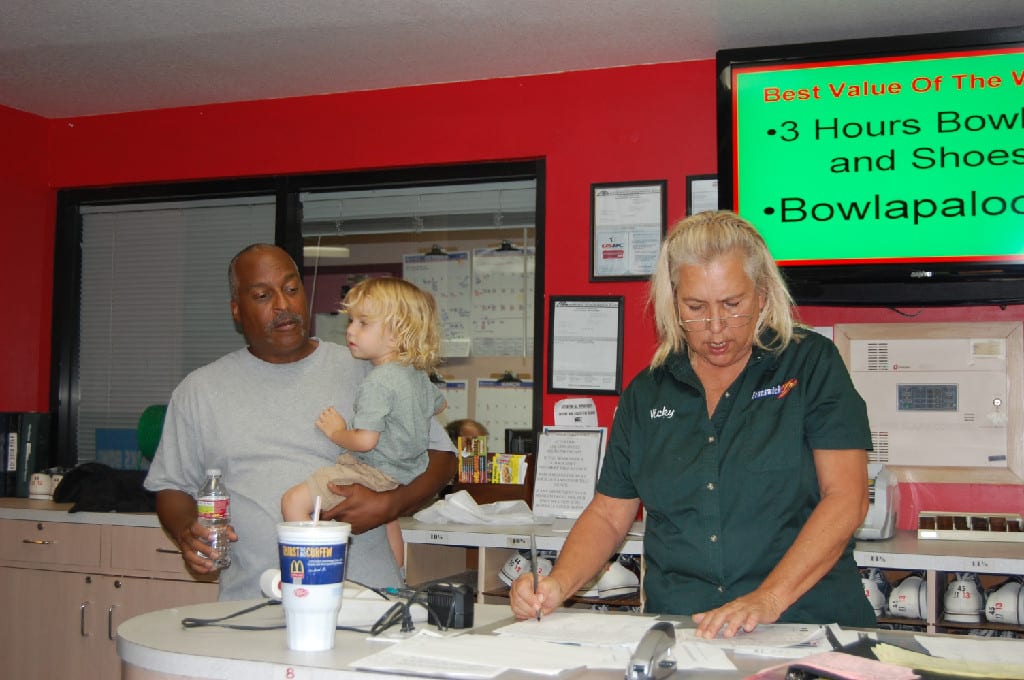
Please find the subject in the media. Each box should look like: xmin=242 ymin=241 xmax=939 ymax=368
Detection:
xmin=144 ymin=340 xmax=454 ymax=601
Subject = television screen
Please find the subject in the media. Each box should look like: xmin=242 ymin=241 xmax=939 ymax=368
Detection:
xmin=717 ymin=26 xmax=1024 ymax=306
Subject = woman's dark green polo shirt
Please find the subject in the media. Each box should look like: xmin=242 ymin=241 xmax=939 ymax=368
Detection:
xmin=597 ymin=330 xmax=876 ymax=626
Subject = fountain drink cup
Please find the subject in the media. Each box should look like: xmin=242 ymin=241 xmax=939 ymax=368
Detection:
xmin=276 ymin=521 xmax=351 ymax=651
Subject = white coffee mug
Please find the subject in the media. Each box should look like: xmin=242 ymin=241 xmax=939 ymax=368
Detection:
xmin=29 ymin=473 xmax=52 ymax=500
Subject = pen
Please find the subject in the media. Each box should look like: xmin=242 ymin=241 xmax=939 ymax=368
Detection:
xmin=531 ymin=531 xmax=540 ymax=621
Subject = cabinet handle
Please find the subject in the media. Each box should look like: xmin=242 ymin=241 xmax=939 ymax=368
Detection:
xmin=22 ymin=539 xmax=56 ymax=545
xmin=156 ymin=547 xmax=182 ymax=555
xmin=108 ymin=605 xmax=118 ymax=640
xmin=80 ymin=602 xmax=89 ymax=637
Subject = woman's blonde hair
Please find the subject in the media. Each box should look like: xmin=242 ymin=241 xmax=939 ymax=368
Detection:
xmin=342 ymin=277 xmax=441 ymax=371
xmin=648 ymin=210 xmax=799 ymax=368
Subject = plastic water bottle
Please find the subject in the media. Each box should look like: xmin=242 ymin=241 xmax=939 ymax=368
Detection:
xmin=196 ymin=468 xmax=231 ymax=569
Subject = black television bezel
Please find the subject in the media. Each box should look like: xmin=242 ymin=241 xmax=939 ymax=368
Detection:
xmin=716 ymin=25 xmax=1024 ymax=307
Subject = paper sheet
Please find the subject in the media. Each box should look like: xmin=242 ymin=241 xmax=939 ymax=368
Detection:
xmin=351 ymin=633 xmax=629 ymax=678
xmin=672 ymin=640 xmax=736 ymax=671
xmin=675 ymin=622 xmax=826 ymax=653
xmin=773 ymin=650 xmax=921 ymax=680
xmin=492 ymin=611 xmax=657 ymax=648
xmin=876 ymin=640 xmax=1024 ymax=679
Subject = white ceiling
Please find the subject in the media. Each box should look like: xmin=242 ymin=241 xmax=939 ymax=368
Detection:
xmin=3 ymin=0 xmax=1023 ymax=118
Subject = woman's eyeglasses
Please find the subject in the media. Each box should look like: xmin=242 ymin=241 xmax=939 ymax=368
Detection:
xmin=678 ymin=314 xmax=753 ymax=331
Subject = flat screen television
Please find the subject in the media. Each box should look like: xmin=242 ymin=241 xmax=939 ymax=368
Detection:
xmin=717 ymin=25 xmax=1024 ymax=306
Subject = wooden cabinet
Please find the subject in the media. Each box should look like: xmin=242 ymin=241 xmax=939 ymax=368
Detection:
xmin=0 ymin=515 xmax=217 ymax=679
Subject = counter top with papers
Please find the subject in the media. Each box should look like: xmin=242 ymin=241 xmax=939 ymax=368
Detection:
xmin=119 ymin=597 xmax=1024 ymax=680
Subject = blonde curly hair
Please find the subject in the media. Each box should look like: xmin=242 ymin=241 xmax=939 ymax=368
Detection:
xmin=342 ymin=277 xmax=441 ymax=372
xmin=648 ymin=210 xmax=800 ymax=368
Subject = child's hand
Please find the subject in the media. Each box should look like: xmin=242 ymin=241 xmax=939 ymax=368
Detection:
xmin=315 ymin=407 xmax=348 ymax=442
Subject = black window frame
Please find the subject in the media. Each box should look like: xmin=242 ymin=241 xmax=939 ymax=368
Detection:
xmin=50 ymin=160 xmax=545 ymax=468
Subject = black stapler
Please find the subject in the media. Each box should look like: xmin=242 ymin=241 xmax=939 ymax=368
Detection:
xmin=626 ymin=621 xmax=677 ymax=680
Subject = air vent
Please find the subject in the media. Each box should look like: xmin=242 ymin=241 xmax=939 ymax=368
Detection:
xmin=869 ymin=432 xmax=889 ymax=463
xmin=865 ymin=342 xmax=889 ymax=371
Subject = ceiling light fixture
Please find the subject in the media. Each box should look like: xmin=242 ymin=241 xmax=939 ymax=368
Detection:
xmin=303 ymin=245 xmax=350 ymax=263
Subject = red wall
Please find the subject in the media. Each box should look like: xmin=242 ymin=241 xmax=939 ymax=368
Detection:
xmin=6 ymin=60 xmax=1022 ymax=513
xmin=43 ymin=61 xmax=720 ymax=423
xmin=1 ymin=104 xmax=54 ymax=411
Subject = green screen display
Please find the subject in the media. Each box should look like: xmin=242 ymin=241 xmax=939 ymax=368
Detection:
xmin=732 ymin=45 xmax=1024 ymax=265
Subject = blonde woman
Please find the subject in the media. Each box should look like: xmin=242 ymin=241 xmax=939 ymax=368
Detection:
xmin=511 ymin=211 xmax=873 ymax=636
xmin=282 ymin=277 xmax=445 ymax=569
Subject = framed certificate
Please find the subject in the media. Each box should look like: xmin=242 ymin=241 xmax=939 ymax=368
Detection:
xmin=686 ymin=174 xmax=718 ymax=215
xmin=547 ymin=296 xmax=624 ymax=395
xmin=590 ymin=180 xmax=666 ymax=281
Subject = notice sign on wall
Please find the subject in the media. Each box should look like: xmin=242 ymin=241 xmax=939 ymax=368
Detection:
xmin=531 ymin=429 xmax=604 ymax=520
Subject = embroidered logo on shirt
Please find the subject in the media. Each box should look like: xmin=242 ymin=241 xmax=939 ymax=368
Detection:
xmin=750 ymin=378 xmax=798 ymax=401
xmin=649 ymin=406 xmax=675 ymax=419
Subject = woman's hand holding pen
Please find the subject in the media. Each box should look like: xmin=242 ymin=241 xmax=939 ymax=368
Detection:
xmin=510 ymin=572 xmax=563 ymax=621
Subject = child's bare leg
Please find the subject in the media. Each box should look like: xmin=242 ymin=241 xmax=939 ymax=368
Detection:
xmin=281 ymin=483 xmax=316 ymax=521
xmin=385 ymin=519 xmax=405 ymax=568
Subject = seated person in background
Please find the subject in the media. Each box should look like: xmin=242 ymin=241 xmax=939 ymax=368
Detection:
xmin=443 ymin=419 xmax=489 ymax=494
xmin=281 ymin=277 xmax=446 ymax=571
xmin=445 ymin=418 xmax=489 ymax=448
xmin=509 ymin=211 xmax=875 ymax=636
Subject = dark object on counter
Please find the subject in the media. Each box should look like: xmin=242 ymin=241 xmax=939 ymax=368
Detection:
xmin=424 ymin=582 xmax=474 ymax=629
xmin=52 ymin=462 xmax=156 ymax=513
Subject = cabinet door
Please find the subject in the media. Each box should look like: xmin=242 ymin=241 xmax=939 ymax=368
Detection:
xmin=101 ymin=574 xmax=219 ymax=678
xmin=0 ymin=567 xmax=98 ymax=678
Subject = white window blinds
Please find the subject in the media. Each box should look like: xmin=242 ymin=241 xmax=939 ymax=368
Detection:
xmin=77 ymin=196 xmax=275 ymax=463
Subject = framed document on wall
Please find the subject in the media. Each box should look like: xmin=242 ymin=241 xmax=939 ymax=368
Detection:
xmin=686 ymin=174 xmax=718 ymax=215
xmin=590 ymin=180 xmax=666 ymax=281
xmin=547 ymin=296 xmax=624 ymax=395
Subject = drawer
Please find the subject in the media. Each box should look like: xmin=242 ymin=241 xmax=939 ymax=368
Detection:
xmin=0 ymin=519 xmax=103 ymax=568
xmin=109 ymin=525 xmax=216 ymax=582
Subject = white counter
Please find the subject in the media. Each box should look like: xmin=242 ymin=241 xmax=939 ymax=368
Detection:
xmin=118 ymin=599 xmax=506 ymax=680
xmin=117 ymin=599 xmax=772 ymax=680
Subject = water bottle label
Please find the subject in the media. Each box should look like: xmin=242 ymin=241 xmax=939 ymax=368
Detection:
xmin=197 ymin=497 xmax=230 ymax=520
xmin=279 ymin=541 xmax=347 ymax=586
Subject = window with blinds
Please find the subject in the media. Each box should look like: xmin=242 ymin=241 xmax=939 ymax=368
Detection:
xmin=76 ymin=196 xmax=275 ymax=463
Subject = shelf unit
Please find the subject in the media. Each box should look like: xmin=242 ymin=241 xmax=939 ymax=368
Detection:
xmin=400 ymin=518 xmax=644 ymax=607
xmin=854 ymin=530 xmax=1024 ymax=636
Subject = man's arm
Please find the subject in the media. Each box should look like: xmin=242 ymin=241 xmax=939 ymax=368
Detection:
xmin=155 ymin=488 xmax=236 ymax=574
xmin=322 ymin=449 xmax=456 ymax=533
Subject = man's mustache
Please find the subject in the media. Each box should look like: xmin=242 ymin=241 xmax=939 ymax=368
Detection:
xmin=266 ymin=311 xmax=304 ymax=332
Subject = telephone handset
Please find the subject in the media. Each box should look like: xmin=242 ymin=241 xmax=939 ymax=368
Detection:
xmin=626 ymin=621 xmax=677 ymax=680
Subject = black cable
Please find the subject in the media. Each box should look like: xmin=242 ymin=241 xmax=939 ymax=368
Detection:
xmin=181 ymin=599 xmax=284 ymax=630
xmin=179 ymin=582 xmax=451 ymax=636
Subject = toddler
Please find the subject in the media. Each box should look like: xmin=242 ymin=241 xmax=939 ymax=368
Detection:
xmin=282 ymin=277 xmax=445 ymax=569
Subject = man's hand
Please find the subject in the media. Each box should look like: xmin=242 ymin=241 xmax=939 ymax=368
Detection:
xmin=321 ymin=450 xmax=455 ymax=534
xmin=174 ymin=519 xmax=238 ymax=575
xmin=156 ymin=489 xmax=236 ymax=575
xmin=322 ymin=482 xmax=397 ymax=534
